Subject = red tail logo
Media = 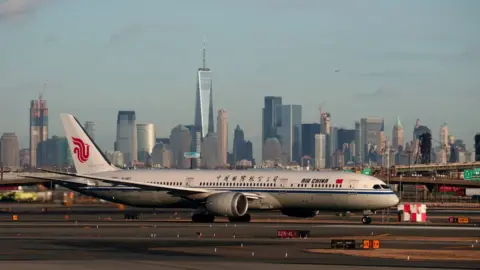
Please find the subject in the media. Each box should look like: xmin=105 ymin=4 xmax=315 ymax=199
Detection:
xmin=72 ymin=137 xmax=90 ymax=163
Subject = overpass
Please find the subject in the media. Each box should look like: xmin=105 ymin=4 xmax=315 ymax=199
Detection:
xmin=393 ymin=162 xmax=480 ymax=173
xmin=344 ymin=162 xmax=480 ymax=175
xmin=376 ymin=176 xmax=480 ymax=188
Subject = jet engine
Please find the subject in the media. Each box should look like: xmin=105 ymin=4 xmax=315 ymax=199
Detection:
xmin=281 ymin=209 xmax=319 ymax=218
xmin=205 ymin=192 xmax=248 ymax=217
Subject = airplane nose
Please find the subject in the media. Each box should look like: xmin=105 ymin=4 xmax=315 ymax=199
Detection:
xmin=391 ymin=194 xmax=400 ymax=206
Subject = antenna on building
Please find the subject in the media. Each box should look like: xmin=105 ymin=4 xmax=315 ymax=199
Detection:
xmin=202 ymin=36 xmax=207 ymax=69
xmin=40 ymin=80 xmax=48 ymax=100
xmin=318 ymin=101 xmax=325 ymax=123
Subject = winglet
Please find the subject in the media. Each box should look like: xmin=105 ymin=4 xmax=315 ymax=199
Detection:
xmin=60 ymin=113 xmax=119 ymax=174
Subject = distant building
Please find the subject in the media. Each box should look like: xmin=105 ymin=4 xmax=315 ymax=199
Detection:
xmin=105 ymin=151 xmax=124 ymax=167
xmin=301 ymin=123 xmax=321 ymax=160
xmin=233 ymin=125 xmax=245 ymax=163
xmin=29 ymin=94 xmax=48 ymax=168
xmin=136 ymin=123 xmax=156 ymax=163
xmin=193 ymin=39 xmax=214 ymax=162
xmin=337 ymin=128 xmax=355 ymax=151
xmin=314 ymin=134 xmax=326 ymax=169
xmin=276 ymin=104 xmax=302 ymax=164
xmin=360 ymin=117 xmax=384 ymax=163
xmin=217 ymin=109 xmax=228 ymax=166
xmin=201 ymin=133 xmax=218 ymax=168
xmin=151 ymin=143 xmax=172 ymax=168
xmin=0 ymin=133 xmax=20 ymax=170
xmin=115 ymin=111 xmax=137 ymax=166
xmin=36 ymin=136 xmax=71 ymax=168
xmin=392 ymin=117 xmax=404 ymax=152
xmin=169 ymin=125 xmax=192 ymax=169
xmin=262 ymin=96 xmax=282 ymax=160
xmin=19 ymin=149 xmax=29 ymax=168
xmin=263 ymin=138 xmax=282 ymax=163
xmin=84 ymin=121 xmax=95 ymax=140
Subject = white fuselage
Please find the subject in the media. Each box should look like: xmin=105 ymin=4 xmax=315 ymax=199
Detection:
xmin=61 ymin=169 xmax=399 ymax=212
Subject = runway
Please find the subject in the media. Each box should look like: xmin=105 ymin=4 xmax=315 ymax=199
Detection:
xmin=0 ymin=204 xmax=479 ymax=269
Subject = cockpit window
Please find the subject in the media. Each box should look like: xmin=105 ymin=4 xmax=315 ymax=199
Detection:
xmin=373 ymin=184 xmax=381 ymax=189
xmin=381 ymin=185 xmax=390 ymax=189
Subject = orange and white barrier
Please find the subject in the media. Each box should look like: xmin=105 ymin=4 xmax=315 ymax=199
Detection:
xmin=397 ymin=203 xmax=427 ymax=222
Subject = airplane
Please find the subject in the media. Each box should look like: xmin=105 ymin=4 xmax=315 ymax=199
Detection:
xmin=23 ymin=113 xmax=400 ymax=224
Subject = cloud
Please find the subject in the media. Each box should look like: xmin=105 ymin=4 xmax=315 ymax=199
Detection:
xmin=0 ymin=0 xmax=47 ymax=22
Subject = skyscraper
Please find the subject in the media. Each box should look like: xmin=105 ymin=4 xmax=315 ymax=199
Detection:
xmin=440 ymin=123 xmax=448 ymax=148
xmin=233 ymin=125 xmax=245 ymax=164
xmin=392 ymin=117 xmax=404 ymax=151
xmin=314 ymin=134 xmax=326 ymax=169
xmin=301 ymin=123 xmax=321 ymax=159
xmin=115 ymin=111 xmax=137 ymax=166
xmin=360 ymin=117 xmax=384 ymax=163
xmin=29 ymin=94 xmax=48 ymax=168
xmin=169 ymin=125 xmax=191 ymax=169
xmin=136 ymin=123 xmax=156 ymax=163
xmin=276 ymin=104 xmax=302 ymax=164
xmin=201 ymin=133 xmax=218 ymax=168
xmin=262 ymin=96 xmax=282 ymax=145
xmin=1 ymin=133 xmax=20 ymax=170
xmin=194 ymin=38 xmax=214 ymax=139
xmin=84 ymin=121 xmax=96 ymax=140
xmin=354 ymin=121 xmax=362 ymax=163
xmin=216 ymin=109 xmax=227 ymax=166
xmin=36 ymin=136 xmax=71 ymax=168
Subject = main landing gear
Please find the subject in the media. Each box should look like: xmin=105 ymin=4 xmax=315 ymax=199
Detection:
xmin=191 ymin=213 xmax=252 ymax=223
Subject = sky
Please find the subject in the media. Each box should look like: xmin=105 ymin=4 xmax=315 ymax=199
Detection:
xmin=1 ymin=0 xmax=479 ymax=161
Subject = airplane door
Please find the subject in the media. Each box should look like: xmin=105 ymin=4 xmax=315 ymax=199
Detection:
xmin=185 ymin=177 xmax=194 ymax=187
xmin=349 ymin=180 xmax=358 ymax=195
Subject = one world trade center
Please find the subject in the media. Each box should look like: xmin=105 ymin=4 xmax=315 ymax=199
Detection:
xmin=194 ymin=38 xmax=214 ymax=139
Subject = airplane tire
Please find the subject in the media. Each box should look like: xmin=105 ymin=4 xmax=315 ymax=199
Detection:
xmin=228 ymin=214 xmax=251 ymax=223
xmin=362 ymin=216 xmax=372 ymax=225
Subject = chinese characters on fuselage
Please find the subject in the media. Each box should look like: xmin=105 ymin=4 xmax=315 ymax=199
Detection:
xmin=216 ymin=175 xmax=279 ymax=182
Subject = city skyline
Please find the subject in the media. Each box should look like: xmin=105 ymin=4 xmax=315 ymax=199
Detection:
xmin=1 ymin=0 xmax=479 ymax=161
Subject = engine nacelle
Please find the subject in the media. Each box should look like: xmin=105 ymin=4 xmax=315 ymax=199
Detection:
xmin=281 ymin=209 xmax=319 ymax=218
xmin=205 ymin=192 xmax=248 ymax=217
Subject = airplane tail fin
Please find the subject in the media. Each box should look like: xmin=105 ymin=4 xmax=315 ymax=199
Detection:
xmin=60 ymin=113 xmax=119 ymax=174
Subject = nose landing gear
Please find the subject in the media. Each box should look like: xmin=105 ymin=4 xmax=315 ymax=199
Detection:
xmin=362 ymin=216 xmax=372 ymax=224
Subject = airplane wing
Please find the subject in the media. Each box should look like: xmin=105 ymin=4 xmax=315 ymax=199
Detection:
xmin=38 ymin=169 xmax=263 ymax=200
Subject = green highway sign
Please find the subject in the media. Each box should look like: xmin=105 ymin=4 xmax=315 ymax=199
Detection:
xmin=183 ymin=152 xmax=200 ymax=158
xmin=464 ymin=169 xmax=480 ymax=180
xmin=361 ymin=168 xmax=372 ymax=175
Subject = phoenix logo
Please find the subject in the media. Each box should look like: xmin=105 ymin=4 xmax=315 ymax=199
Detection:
xmin=72 ymin=137 xmax=90 ymax=163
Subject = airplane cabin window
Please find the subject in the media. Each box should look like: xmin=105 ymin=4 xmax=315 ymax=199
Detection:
xmin=373 ymin=184 xmax=381 ymax=189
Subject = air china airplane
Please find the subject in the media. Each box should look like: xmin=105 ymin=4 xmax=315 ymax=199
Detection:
xmin=25 ymin=114 xmax=400 ymax=224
